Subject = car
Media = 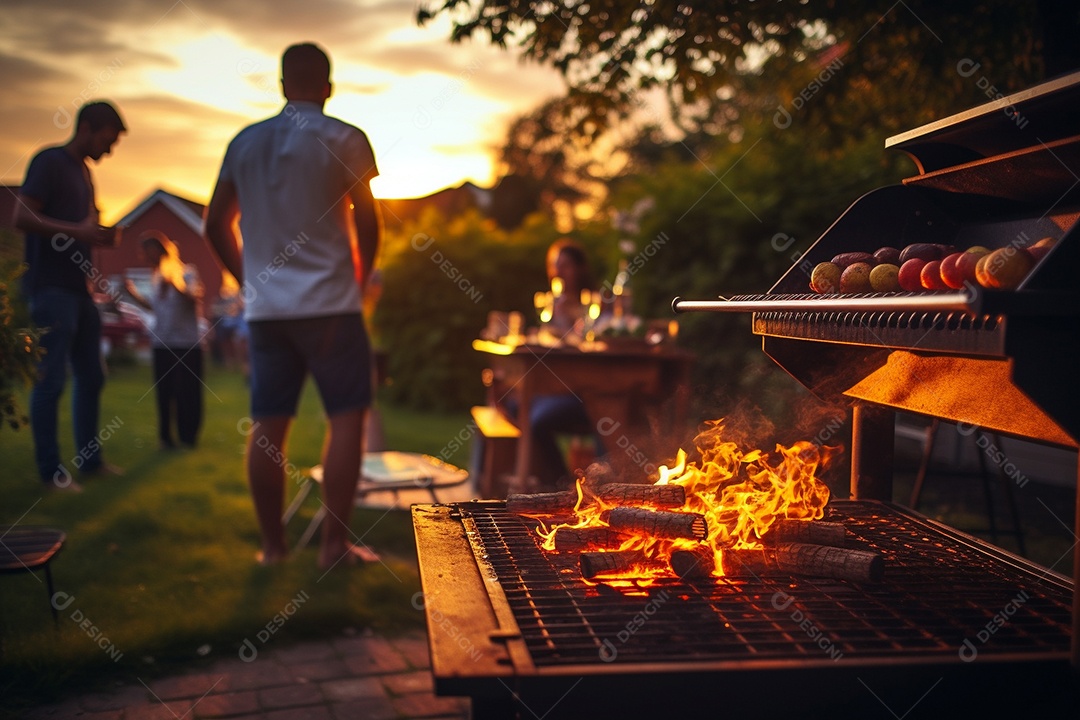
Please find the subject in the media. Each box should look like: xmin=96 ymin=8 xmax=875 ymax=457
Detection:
xmin=94 ymin=294 xmax=150 ymax=359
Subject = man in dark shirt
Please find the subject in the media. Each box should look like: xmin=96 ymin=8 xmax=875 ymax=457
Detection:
xmin=13 ymin=101 xmax=126 ymax=490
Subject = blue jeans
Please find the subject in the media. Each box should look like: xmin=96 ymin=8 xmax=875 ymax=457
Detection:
xmin=29 ymin=288 xmax=106 ymax=482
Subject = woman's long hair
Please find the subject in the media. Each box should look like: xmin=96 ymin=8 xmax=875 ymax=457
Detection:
xmin=545 ymin=237 xmax=595 ymax=295
xmin=141 ymin=231 xmax=187 ymax=293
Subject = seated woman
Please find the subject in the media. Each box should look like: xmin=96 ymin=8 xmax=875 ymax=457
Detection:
xmin=504 ymin=238 xmax=605 ymax=490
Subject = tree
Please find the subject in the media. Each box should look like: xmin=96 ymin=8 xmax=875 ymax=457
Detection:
xmin=606 ymin=124 xmax=910 ymax=419
xmin=419 ymin=1 xmax=1078 ymax=138
xmin=492 ymin=97 xmax=616 ymax=229
xmin=0 ymin=232 xmax=39 ymax=432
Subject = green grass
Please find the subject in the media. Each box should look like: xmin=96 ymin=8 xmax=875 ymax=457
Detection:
xmin=0 ymin=361 xmax=474 ymax=710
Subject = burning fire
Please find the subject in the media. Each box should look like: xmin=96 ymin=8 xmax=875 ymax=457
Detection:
xmin=535 ymin=420 xmax=839 ymax=581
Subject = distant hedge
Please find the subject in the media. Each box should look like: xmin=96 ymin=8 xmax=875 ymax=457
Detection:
xmin=373 ymin=209 xmax=560 ymax=411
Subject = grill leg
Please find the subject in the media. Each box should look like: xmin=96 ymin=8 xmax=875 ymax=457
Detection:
xmin=991 ymin=432 xmax=1026 ymax=556
xmin=1073 ymin=457 xmax=1080 ymax=674
xmin=908 ymin=418 xmax=940 ymax=509
xmin=850 ymin=404 xmax=894 ymax=501
xmin=974 ymin=439 xmax=1001 ymax=543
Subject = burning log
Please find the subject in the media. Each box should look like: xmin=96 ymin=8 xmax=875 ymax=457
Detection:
xmin=552 ymin=526 xmax=630 ymax=553
xmin=608 ymin=507 xmax=708 ymax=540
xmin=506 ymin=490 xmax=578 ymax=516
xmin=507 ymin=481 xmax=684 ymax=517
xmin=764 ymin=519 xmax=846 ymax=547
xmin=721 ymin=542 xmax=884 ymax=583
xmin=597 ymin=483 xmax=686 ymax=508
xmin=580 ymin=550 xmax=647 ymax=580
xmin=669 ymin=547 xmax=716 ymax=580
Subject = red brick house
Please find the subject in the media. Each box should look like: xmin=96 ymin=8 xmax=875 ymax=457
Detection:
xmin=8 ymin=182 xmax=498 ymax=313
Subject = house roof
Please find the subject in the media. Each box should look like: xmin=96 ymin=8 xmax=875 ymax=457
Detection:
xmin=379 ymin=181 xmax=493 ymax=228
xmin=116 ymin=188 xmax=205 ymax=235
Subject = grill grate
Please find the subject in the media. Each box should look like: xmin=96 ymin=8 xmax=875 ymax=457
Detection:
xmin=734 ymin=292 xmax=1007 ymax=355
xmin=460 ymin=500 xmax=1071 ymax=667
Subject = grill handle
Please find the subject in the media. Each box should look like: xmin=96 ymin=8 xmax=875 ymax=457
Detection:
xmin=672 ymin=291 xmax=981 ymax=316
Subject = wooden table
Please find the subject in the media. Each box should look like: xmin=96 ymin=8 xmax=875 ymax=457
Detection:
xmin=474 ymin=340 xmax=694 ymax=488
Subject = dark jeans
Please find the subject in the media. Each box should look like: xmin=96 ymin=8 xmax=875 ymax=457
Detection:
xmin=152 ymin=347 xmax=203 ymax=447
xmin=513 ymin=394 xmax=602 ymax=489
xmin=29 ymin=287 xmax=105 ymax=482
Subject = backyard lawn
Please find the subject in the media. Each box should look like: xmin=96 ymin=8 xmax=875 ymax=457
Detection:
xmin=0 ymin=361 xmax=474 ymax=710
xmin=3 ymin=356 xmax=1075 ymax=716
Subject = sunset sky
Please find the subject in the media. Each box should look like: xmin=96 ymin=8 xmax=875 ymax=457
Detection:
xmin=0 ymin=0 xmax=566 ymax=223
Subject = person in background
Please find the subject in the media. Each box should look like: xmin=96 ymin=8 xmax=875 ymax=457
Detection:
xmin=124 ymin=231 xmax=204 ymax=449
xmin=13 ymin=100 xmax=127 ymax=491
xmin=490 ymin=239 xmax=602 ymax=490
xmin=205 ymin=42 xmax=382 ymax=569
xmin=545 ymin=238 xmax=595 ymax=337
xmin=213 ymin=273 xmax=250 ymax=380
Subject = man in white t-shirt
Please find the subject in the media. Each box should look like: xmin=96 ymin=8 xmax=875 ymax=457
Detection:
xmin=204 ymin=42 xmax=382 ymax=569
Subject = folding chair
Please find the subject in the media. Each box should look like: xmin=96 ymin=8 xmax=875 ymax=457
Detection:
xmin=283 ymin=451 xmax=469 ymax=549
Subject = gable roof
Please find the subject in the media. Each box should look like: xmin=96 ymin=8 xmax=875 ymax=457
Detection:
xmin=116 ymin=188 xmax=205 ymax=234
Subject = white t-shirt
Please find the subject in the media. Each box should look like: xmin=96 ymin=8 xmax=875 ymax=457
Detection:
xmin=217 ymin=102 xmax=379 ymax=321
xmin=149 ymin=265 xmax=202 ymax=349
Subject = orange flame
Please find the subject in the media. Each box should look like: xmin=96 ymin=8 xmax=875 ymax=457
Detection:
xmin=536 ymin=419 xmax=840 ymax=581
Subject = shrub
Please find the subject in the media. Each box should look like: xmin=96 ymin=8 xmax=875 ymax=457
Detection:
xmin=0 ymin=233 xmax=39 ymax=431
xmin=373 ymin=209 xmax=556 ymax=411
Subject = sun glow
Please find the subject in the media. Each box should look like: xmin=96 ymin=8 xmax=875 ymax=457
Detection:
xmin=2 ymin=8 xmax=566 ymax=222
xmin=144 ymin=35 xmax=280 ymax=115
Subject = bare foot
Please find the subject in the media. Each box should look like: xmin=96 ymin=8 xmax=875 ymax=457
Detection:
xmin=318 ymin=543 xmax=380 ymax=570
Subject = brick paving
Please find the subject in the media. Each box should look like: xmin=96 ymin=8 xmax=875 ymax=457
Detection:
xmin=22 ymin=631 xmax=469 ymax=720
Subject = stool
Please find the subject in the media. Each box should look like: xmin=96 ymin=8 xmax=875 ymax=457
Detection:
xmin=0 ymin=526 xmax=66 ymax=625
xmin=283 ymin=451 xmax=469 ymax=549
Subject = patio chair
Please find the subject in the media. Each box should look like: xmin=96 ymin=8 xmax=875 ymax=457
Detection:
xmin=0 ymin=526 xmax=66 ymax=625
xmin=282 ymin=451 xmax=470 ymax=550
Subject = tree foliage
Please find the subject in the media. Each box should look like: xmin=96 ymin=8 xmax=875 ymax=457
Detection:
xmin=492 ymin=97 xmax=607 ymax=228
xmin=373 ymin=208 xmax=619 ymax=411
xmin=408 ymin=0 xmax=1079 ymax=421
xmin=0 ymin=232 xmax=39 ymax=432
xmin=607 ymin=125 xmax=911 ymax=417
xmin=420 ymin=1 xmax=1076 ymax=138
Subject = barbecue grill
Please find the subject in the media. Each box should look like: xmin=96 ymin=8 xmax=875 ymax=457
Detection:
xmin=412 ymin=73 xmax=1080 ymax=718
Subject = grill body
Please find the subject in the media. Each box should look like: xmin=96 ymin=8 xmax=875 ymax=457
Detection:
xmin=413 ymin=73 xmax=1080 ymax=718
xmin=414 ymin=501 xmax=1074 ymax=718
